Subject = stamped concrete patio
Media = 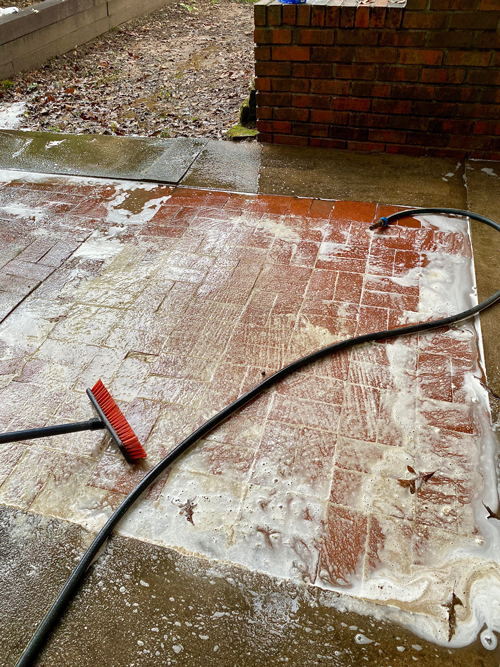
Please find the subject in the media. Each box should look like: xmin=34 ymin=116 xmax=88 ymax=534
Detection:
xmin=0 ymin=142 xmax=500 ymax=667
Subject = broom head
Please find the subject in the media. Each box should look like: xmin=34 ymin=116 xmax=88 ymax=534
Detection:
xmin=88 ymin=380 xmax=147 ymax=461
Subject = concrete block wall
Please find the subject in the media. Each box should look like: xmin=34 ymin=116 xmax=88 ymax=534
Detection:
xmin=0 ymin=0 xmax=173 ymax=79
xmin=254 ymin=0 xmax=500 ymax=160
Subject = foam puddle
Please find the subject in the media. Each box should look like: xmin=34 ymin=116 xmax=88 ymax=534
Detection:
xmin=0 ymin=101 xmax=26 ymax=129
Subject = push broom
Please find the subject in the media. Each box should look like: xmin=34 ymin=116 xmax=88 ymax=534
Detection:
xmin=0 ymin=379 xmax=147 ymax=462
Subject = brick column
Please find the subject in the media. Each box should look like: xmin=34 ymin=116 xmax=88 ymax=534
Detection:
xmin=254 ymin=0 xmax=500 ymax=160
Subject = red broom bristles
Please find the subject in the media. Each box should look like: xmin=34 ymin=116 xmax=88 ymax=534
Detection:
xmin=91 ymin=379 xmax=147 ymax=460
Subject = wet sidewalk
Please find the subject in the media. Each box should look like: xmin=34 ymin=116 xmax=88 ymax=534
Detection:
xmin=0 ymin=146 xmax=499 ymax=666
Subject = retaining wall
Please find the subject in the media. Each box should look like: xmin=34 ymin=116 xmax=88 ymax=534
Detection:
xmin=0 ymin=0 xmax=173 ymax=79
xmin=254 ymin=0 xmax=500 ymax=160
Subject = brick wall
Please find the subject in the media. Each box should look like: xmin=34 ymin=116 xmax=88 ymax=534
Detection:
xmin=0 ymin=0 xmax=174 ymax=79
xmin=254 ymin=0 xmax=500 ymax=160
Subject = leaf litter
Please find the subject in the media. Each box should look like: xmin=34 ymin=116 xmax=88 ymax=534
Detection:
xmin=0 ymin=0 xmax=255 ymax=139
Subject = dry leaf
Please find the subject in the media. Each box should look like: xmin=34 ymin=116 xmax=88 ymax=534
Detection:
xmin=398 ymin=479 xmax=416 ymax=494
xmin=483 ymin=502 xmax=500 ymax=520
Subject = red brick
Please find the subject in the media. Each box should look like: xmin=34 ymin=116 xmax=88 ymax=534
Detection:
xmin=282 ymin=4 xmax=296 ymax=26
xmin=292 ymin=122 xmax=329 ymax=137
xmin=403 ymin=11 xmax=448 ymax=29
xmin=296 ymin=29 xmax=334 ymax=45
xmin=325 ymin=5 xmax=340 ymax=27
xmin=385 ymin=7 xmax=404 ymax=29
xmin=355 ymin=6 xmax=370 ymax=28
xmin=268 ymin=4 xmax=282 ymax=26
xmin=377 ymin=65 xmax=420 ymax=82
xmin=392 ymin=84 xmax=435 ymax=100
xmin=426 ymin=31 xmax=476 ymax=49
xmin=421 ymin=68 xmax=466 ymax=84
xmin=330 ymin=126 xmax=369 ymax=141
xmin=473 ymin=120 xmax=500 ymax=135
xmin=368 ymin=129 xmax=407 ymax=144
xmin=387 ymin=115 xmax=429 ymax=131
xmin=292 ymin=94 xmax=330 ymax=109
xmin=297 ymin=4 xmax=311 ymax=26
xmin=356 ymin=47 xmax=398 ymax=64
xmin=481 ymin=0 xmax=500 ymax=7
xmin=407 ymin=132 xmax=450 ymax=147
xmin=293 ymin=63 xmax=332 ymax=78
xmin=273 ymin=106 xmax=310 ymax=122
xmin=335 ymin=64 xmax=376 ymax=80
xmin=310 ymin=80 xmax=349 ymax=96
xmin=450 ymin=11 xmax=500 ymax=29
xmin=481 ymin=88 xmax=500 ymax=104
xmin=340 ymin=6 xmax=356 ymax=28
xmin=380 ymin=32 xmax=426 ymax=47
xmin=431 ymin=0 xmax=478 ymax=8
xmin=372 ymin=99 xmax=413 ymax=114
xmin=254 ymin=28 xmax=292 ymax=45
xmin=386 ymin=144 xmax=425 ymax=157
xmin=406 ymin=0 xmax=427 ymax=7
xmin=467 ymin=69 xmax=500 ymax=86
xmin=331 ymin=97 xmax=372 ymax=112
xmin=434 ymin=86 xmax=481 ymax=103
xmin=256 ymin=61 xmax=291 ymax=77
xmin=350 ymin=112 xmax=388 ymax=128
xmin=255 ymin=77 xmax=272 ymax=92
xmin=274 ymin=134 xmax=309 ymax=146
xmin=319 ymin=504 xmax=368 ymax=588
xmin=254 ymin=46 xmax=271 ymax=61
xmin=446 ymin=50 xmax=492 ymax=67
xmin=480 ymin=31 xmax=500 ymax=49
xmin=449 ymin=135 xmax=493 ymax=150
xmin=311 ymin=5 xmax=325 ymax=27
xmin=254 ymin=4 xmax=267 ymax=27
xmin=413 ymin=101 xmax=457 ymax=117
xmin=457 ymin=104 xmax=500 ymax=119
xmin=311 ymin=46 xmax=355 ymax=62
xmin=256 ymin=92 xmax=292 ymax=107
xmin=310 ymin=138 xmax=347 ymax=149
xmin=351 ymin=82 xmax=392 ymax=97
xmin=428 ymin=119 xmax=473 ymax=134
xmin=400 ymin=49 xmax=444 ymax=66
xmin=337 ymin=29 xmax=378 ymax=46
xmin=370 ymin=7 xmax=387 ymax=28
xmin=257 ymin=132 xmax=273 ymax=143
xmin=272 ymin=45 xmax=310 ymax=61
xmin=272 ymin=78 xmax=310 ymax=93
xmin=310 ymin=110 xmax=349 ymax=124
xmin=257 ymin=105 xmax=273 ymax=120
xmin=257 ymin=120 xmax=292 ymax=135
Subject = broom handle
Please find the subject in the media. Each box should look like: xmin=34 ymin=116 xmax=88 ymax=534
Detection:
xmin=0 ymin=418 xmax=105 ymax=444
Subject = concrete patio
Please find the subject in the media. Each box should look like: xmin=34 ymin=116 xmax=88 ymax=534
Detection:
xmin=0 ymin=136 xmax=499 ymax=666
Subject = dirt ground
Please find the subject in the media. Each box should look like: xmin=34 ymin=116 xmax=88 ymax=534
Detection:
xmin=0 ymin=0 xmax=36 ymax=8
xmin=0 ymin=0 xmax=255 ymax=139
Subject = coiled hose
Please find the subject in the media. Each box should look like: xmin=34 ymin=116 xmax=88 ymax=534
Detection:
xmin=15 ymin=207 xmax=500 ymax=666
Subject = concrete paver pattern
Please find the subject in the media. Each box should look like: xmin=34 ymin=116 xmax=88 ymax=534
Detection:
xmin=0 ymin=171 xmax=498 ymax=651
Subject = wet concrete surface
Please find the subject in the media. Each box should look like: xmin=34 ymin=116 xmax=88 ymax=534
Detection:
xmin=257 ymin=145 xmax=467 ymax=208
xmin=0 ymin=131 xmax=468 ymax=208
xmin=2 ymin=505 xmax=497 ymax=667
xmin=0 ymin=131 xmax=207 ymax=183
xmin=183 ymin=140 xmax=262 ymax=194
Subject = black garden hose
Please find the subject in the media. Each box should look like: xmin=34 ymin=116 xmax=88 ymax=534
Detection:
xmin=15 ymin=207 xmax=500 ymax=666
